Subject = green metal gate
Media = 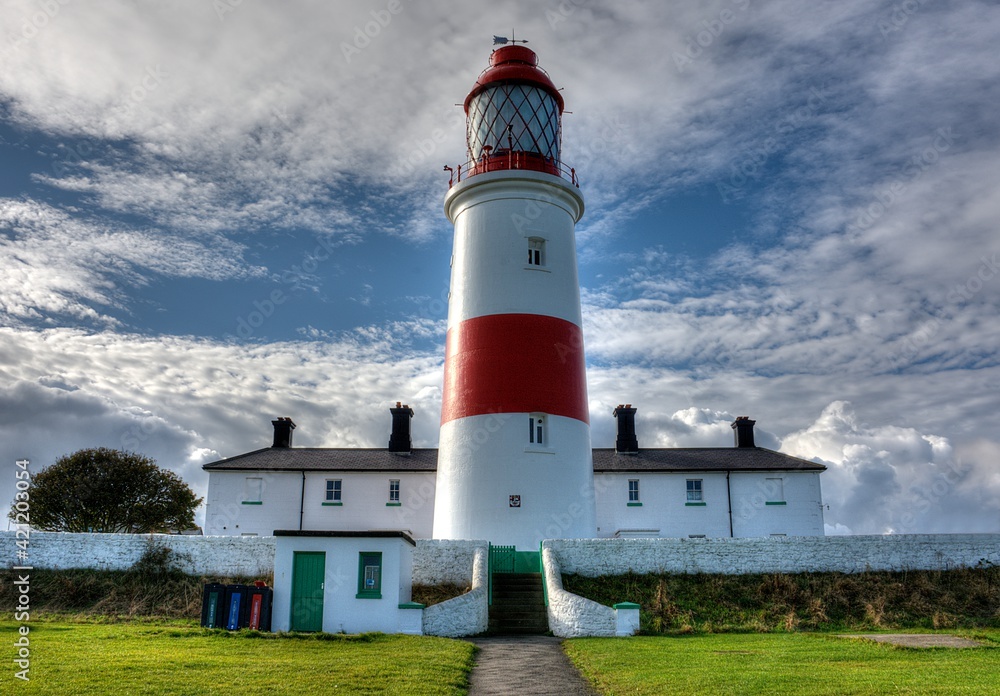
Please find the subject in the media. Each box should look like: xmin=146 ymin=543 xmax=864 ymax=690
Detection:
xmin=291 ymin=551 xmax=325 ymax=632
xmin=488 ymin=544 xmax=515 ymax=605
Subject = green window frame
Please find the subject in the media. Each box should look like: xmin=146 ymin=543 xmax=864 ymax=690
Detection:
xmin=356 ymin=552 xmax=382 ymax=599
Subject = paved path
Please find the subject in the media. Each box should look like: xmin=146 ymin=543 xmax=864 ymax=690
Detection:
xmin=467 ymin=636 xmax=597 ymax=695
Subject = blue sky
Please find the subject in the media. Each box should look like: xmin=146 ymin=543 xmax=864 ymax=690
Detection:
xmin=2 ymin=0 xmax=999 ymax=535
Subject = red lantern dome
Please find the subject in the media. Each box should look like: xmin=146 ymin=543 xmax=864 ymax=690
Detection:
xmin=456 ymin=46 xmax=574 ymax=181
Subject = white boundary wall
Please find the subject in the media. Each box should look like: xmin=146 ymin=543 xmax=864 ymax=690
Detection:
xmin=5 ymin=532 xmax=998 ymax=578
xmin=546 ymin=534 xmax=1000 ymax=576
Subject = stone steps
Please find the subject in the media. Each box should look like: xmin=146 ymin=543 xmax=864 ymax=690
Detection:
xmin=489 ymin=572 xmax=549 ymax=635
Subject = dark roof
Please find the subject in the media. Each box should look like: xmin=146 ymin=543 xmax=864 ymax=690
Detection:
xmin=202 ymin=448 xmax=439 ymax=472
xmin=203 ymin=446 xmax=824 ymax=473
xmin=592 ymin=448 xmax=825 ymax=472
xmin=274 ymin=530 xmax=416 ymax=546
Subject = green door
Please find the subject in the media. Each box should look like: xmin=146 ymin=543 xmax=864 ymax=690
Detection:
xmin=291 ymin=551 xmax=325 ymax=632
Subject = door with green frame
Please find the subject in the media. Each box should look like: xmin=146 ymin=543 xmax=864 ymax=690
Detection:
xmin=291 ymin=551 xmax=325 ymax=632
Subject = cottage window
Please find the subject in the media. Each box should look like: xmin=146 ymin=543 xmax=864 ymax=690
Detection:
xmin=686 ymin=479 xmax=703 ymax=502
xmin=388 ymin=479 xmax=400 ymax=504
xmin=243 ymin=477 xmax=262 ymax=503
xmin=765 ymin=477 xmax=785 ymax=503
xmin=628 ymin=479 xmax=640 ymax=503
xmin=325 ymin=479 xmax=342 ymax=502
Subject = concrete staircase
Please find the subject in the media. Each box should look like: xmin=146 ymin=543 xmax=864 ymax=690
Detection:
xmin=488 ymin=572 xmax=549 ymax=635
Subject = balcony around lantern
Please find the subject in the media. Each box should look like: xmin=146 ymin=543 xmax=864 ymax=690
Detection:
xmin=446 ymin=150 xmax=578 ymax=189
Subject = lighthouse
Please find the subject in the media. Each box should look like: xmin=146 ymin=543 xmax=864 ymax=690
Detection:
xmin=433 ymin=44 xmax=596 ymax=549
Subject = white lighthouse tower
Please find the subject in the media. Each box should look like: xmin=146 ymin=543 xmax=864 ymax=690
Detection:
xmin=434 ymin=44 xmax=596 ymax=549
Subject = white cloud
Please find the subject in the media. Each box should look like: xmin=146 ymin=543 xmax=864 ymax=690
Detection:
xmin=0 ymin=199 xmax=261 ymax=324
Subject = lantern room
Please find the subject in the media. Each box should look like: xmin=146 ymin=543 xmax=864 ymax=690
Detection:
xmin=460 ymin=45 xmax=571 ymax=180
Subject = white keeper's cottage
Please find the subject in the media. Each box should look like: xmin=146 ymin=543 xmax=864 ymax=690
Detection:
xmin=202 ymin=408 xmax=825 ymax=541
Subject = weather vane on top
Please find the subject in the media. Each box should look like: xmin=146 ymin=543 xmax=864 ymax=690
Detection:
xmin=493 ymin=32 xmax=528 ymax=46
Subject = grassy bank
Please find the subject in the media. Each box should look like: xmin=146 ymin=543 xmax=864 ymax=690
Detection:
xmin=563 ymin=565 xmax=1000 ymax=633
xmin=565 ymin=632 xmax=1000 ymax=695
xmin=1 ymin=620 xmax=475 ymax=694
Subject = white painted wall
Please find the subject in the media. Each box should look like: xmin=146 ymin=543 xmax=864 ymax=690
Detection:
xmin=542 ymin=545 xmax=615 ymax=637
xmin=435 ymin=414 xmax=596 ymax=548
xmin=594 ymin=471 xmax=825 ymax=539
xmin=300 ymin=471 xmax=436 ymax=538
xmin=412 ymin=539 xmax=488 ymax=585
xmin=422 ymin=545 xmax=489 ymax=637
xmin=443 ymin=170 xmax=585 ymax=330
xmin=546 ymin=534 xmax=1000 ymax=576
xmin=730 ymin=471 xmax=825 ymax=537
xmin=204 ymin=470 xmax=436 ymax=538
xmin=0 ymin=531 xmax=275 ymax=576
xmin=271 ymin=535 xmax=414 ymax=634
xmin=204 ymin=470 xmax=302 ymax=536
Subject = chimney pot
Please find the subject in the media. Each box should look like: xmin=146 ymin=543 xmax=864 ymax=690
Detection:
xmin=731 ymin=416 xmax=756 ymax=448
xmin=613 ymin=404 xmax=639 ymax=454
xmin=388 ymin=403 xmax=415 ymax=454
xmin=271 ymin=417 xmax=296 ymax=448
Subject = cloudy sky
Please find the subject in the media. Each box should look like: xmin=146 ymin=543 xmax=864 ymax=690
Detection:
xmin=2 ymin=0 xmax=998 ymax=536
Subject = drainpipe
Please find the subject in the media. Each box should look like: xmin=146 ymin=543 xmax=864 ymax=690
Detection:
xmin=726 ymin=471 xmax=734 ymax=537
xmin=299 ymin=470 xmax=306 ymax=531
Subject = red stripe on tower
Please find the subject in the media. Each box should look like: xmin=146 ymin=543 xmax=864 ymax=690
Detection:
xmin=441 ymin=314 xmax=589 ymax=425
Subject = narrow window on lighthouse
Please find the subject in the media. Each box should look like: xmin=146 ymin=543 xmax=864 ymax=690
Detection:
xmin=529 ymin=415 xmax=545 ymax=445
xmin=527 ymin=238 xmax=545 ymax=267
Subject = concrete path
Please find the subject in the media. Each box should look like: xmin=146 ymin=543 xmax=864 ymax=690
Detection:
xmin=467 ymin=636 xmax=597 ymax=695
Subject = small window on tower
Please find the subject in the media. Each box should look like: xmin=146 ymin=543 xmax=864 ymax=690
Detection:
xmin=529 ymin=415 xmax=545 ymax=445
xmin=527 ymin=238 xmax=545 ymax=267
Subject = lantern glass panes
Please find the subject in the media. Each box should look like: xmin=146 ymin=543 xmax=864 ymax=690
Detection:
xmin=467 ymin=84 xmax=560 ymax=161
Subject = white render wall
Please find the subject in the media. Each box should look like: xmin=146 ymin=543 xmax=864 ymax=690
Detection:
xmin=203 ymin=470 xmax=436 ymax=538
xmin=542 ymin=545 xmax=615 ymax=637
xmin=11 ymin=532 xmax=997 ymax=581
xmin=270 ymin=535 xmax=414 ymax=634
xmin=0 ymin=531 xmax=275 ymax=576
xmin=546 ymin=534 xmax=1000 ymax=576
xmin=435 ymin=415 xmax=596 ymax=549
xmin=442 ymin=170 xmax=586 ymax=330
xmin=422 ymin=545 xmax=489 ymax=637
xmin=594 ymin=470 xmax=825 ymax=539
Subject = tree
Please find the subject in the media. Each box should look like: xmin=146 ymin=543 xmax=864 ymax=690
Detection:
xmin=10 ymin=448 xmax=202 ymax=533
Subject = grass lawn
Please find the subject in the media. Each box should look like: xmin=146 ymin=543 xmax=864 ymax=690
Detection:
xmin=1 ymin=619 xmax=475 ymax=694
xmin=565 ymin=631 xmax=1000 ymax=695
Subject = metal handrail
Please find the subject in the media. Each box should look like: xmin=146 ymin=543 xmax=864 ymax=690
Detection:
xmin=445 ymin=152 xmax=578 ymax=189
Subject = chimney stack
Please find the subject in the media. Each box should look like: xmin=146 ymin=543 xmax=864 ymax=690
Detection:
xmin=613 ymin=404 xmax=639 ymax=454
xmin=732 ymin=416 xmax=756 ymax=448
xmin=271 ymin=417 xmax=296 ymax=448
xmin=388 ymin=402 xmax=415 ymax=454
